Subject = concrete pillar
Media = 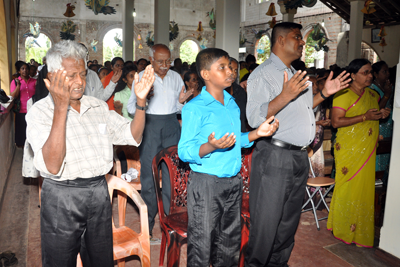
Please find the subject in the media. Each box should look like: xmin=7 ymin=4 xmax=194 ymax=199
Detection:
xmin=348 ymin=0 xmax=364 ymax=64
xmin=277 ymin=0 xmax=297 ymax=22
xmin=122 ymin=0 xmax=134 ymax=60
xmin=215 ymin=0 xmax=240 ymax=59
xmin=79 ymin=21 xmax=86 ymax=45
xmin=154 ymin=0 xmax=170 ymax=46
xmin=379 ymin=45 xmax=400 ymax=259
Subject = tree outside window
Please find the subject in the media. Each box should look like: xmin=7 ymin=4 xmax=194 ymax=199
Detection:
xmin=179 ymin=40 xmax=199 ymax=64
xmin=255 ymin=35 xmax=271 ymax=64
xmin=25 ymin=33 xmax=51 ymax=64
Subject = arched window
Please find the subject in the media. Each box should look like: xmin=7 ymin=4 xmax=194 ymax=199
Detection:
xmin=179 ymin=40 xmax=199 ymax=64
xmin=25 ymin=33 xmax=51 ymax=64
xmin=304 ymin=33 xmax=325 ymax=68
xmin=255 ymin=35 xmax=271 ymax=64
xmin=103 ymin=28 xmax=123 ymax=63
xmin=362 ymin=42 xmax=379 ymax=63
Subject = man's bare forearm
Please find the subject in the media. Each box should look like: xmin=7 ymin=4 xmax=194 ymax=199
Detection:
xmin=42 ymin=107 xmax=68 ymax=174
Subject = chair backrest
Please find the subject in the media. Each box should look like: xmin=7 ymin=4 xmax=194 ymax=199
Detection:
xmin=106 ymin=174 xmax=149 ymax=236
xmin=240 ymin=148 xmax=254 ymax=217
xmin=152 ymin=145 xmax=191 ymax=218
xmin=114 ymin=145 xmax=141 ymax=177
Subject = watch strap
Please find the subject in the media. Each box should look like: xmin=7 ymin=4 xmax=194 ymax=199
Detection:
xmin=136 ymin=102 xmax=148 ymax=111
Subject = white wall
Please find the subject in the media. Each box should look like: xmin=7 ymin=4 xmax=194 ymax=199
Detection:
xmin=379 ymin=46 xmax=400 ymax=258
xmin=19 ymin=0 xmax=216 ymax=27
xmin=362 ymin=25 xmax=400 ymax=67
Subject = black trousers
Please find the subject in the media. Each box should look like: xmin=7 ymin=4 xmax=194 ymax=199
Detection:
xmin=139 ymin=113 xmax=181 ymax=233
xmin=40 ymin=176 xmax=113 ymax=267
xmin=187 ymin=171 xmax=242 ymax=267
xmin=245 ymin=140 xmax=309 ymax=267
xmin=15 ymin=112 xmax=26 ymax=147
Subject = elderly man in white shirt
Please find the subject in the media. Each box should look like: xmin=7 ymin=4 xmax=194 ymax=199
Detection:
xmin=26 ymin=40 xmax=155 ymax=267
xmin=127 ymin=44 xmax=193 ymax=240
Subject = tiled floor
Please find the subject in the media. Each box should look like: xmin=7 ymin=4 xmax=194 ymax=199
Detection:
xmin=1 ymin=148 xmax=399 ymax=266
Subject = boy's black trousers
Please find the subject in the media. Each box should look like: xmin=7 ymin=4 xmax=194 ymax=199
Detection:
xmin=187 ymin=171 xmax=242 ymax=267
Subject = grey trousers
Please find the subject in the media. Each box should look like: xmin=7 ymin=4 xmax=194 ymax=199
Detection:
xmin=245 ymin=140 xmax=309 ymax=267
xmin=40 ymin=176 xmax=113 ymax=267
xmin=187 ymin=171 xmax=242 ymax=267
xmin=139 ymin=113 xmax=181 ymax=233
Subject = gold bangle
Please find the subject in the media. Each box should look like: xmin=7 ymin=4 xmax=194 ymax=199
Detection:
xmin=362 ymin=115 xmax=366 ymax=122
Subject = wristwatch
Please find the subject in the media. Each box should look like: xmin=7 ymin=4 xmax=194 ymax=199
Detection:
xmin=136 ymin=102 xmax=148 ymax=111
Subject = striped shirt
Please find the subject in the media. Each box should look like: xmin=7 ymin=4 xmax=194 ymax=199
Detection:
xmin=246 ymin=52 xmax=315 ymax=146
xmin=26 ymin=95 xmax=139 ymax=181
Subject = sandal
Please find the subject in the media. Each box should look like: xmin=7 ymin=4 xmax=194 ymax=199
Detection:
xmin=1 ymin=251 xmax=17 ymax=267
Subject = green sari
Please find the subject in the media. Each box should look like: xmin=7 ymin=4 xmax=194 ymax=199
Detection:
xmin=327 ymin=87 xmax=379 ymax=247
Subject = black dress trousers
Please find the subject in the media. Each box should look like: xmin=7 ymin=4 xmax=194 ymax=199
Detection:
xmin=40 ymin=176 xmax=113 ymax=267
xmin=245 ymin=140 xmax=309 ymax=267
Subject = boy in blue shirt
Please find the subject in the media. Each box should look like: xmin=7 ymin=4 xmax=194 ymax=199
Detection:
xmin=178 ymin=48 xmax=279 ymax=266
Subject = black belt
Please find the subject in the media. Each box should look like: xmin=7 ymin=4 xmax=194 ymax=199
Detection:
xmin=269 ymin=139 xmax=307 ymax=151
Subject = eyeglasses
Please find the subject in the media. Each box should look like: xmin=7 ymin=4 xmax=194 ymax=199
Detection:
xmin=154 ymin=59 xmax=172 ymax=66
xmin=357 ymin=70 xmax=373 ymax=76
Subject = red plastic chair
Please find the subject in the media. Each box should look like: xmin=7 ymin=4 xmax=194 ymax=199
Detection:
xmin=151 ymin=145 xmax=190 ymax=267
xmin=238 ymin=147 xmax=254 ymax=267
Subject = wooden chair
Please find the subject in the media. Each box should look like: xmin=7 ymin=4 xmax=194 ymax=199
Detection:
xmin=301 ymin=149 xmax=335 ymax=230
xmin=107 ymin=174 xmax=151 ymax=267
xmin=238 ymin=148 xmax=254 ymax=267
xmin=76 ymin=175 xmax=150 ymax=267
xmin=113 ymin=145 xmax=142 ymax=232
xmin=113 ymin=145 xmax=141 ymax=191
xmin=151 ymin=145 xmax=190 ymax=267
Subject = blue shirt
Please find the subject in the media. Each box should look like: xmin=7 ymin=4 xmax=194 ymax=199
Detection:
xmin=178 ymin=87 xmax=253 ymax=178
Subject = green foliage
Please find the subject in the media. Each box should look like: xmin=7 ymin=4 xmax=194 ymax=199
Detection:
xmin=25 ymin=47 xmax=48 ymax=64
xmin=103 ymin=45 xmax=136 ymax=63
xmin=256 ymin=35 xmax=271 ymax=64
xmin=180 ymin=40 xmax=198 ymax=64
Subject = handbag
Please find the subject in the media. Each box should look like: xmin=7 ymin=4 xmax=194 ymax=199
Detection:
xmin=0 ymin=88 xmax=10 ymax=103
xmin=12 ymin=96 xmax=21 ymax=113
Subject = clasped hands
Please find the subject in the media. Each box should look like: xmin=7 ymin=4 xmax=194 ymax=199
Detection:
xmin=365 ymin=108 xmax=391 ymax=121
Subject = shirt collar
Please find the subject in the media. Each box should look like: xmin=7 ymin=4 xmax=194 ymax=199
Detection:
xmin=18 ymin=76 xmax=35 ymax=83
xmin=154 ymin=70 xmax=171 ymax=79
xmin=201 ymin=86 xmax=234 ymax=106
xmin=269 ymin=52 xmax=296 ymax=73
xmin=44 ymin=94 xmax=100 ymax=111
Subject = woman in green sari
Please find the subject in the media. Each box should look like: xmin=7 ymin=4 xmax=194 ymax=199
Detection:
xmin=328 ymin=59 xmax=391 ymax=247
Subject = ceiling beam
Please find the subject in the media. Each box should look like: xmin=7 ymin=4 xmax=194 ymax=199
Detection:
xmin=373 ymin=0 xmax=395 ymax=18
xmin=386 ymin=0 xmax=400 ymax=14
xmin=321 ymin=0 xmax=350 ymax=16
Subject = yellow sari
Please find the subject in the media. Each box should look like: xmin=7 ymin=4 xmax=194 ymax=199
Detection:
xmin=327 ymin=87 xmax=379 ymax=247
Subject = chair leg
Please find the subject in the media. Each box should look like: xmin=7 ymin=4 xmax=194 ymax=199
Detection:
xmin=306 ymin=187 xmax=320 ymax=230
xmin=38 ymin=176 xmax=43 ymax=206
xmin=117 ymin=192 xmax=127 ymax=226
xmin=117 ymin=259 xmax=125 ymax=267
xmin=166 ymin=233 xmax=181 ymax=267
xmin=159 ymin=230 xmax=167 ymax=266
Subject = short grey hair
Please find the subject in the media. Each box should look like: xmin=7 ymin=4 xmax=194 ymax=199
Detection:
xmin=149 ymin=44 xmax=170 ymax=59
xmin=46 ymin=40 xmax=87 ymax=72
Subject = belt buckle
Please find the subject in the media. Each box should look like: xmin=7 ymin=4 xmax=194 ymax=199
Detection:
xmin=300 ymin=146 xmax=307 ymax=151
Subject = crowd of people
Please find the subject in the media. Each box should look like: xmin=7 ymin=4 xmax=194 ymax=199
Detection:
xmin=9 ymin=21 xmax=396 ymax=267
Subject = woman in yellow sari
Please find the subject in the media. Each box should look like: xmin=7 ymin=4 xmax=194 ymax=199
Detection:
xmin=328 ymin=59 xmax=391 ymax=247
